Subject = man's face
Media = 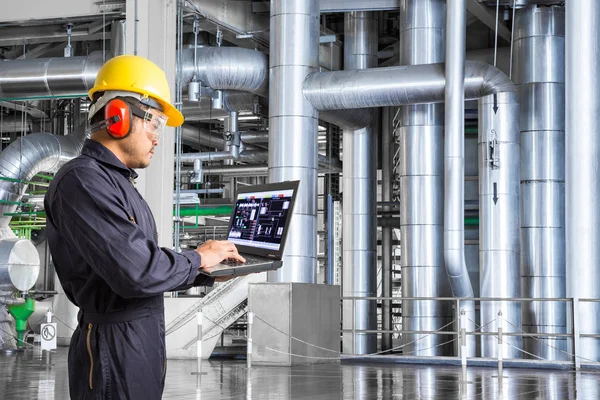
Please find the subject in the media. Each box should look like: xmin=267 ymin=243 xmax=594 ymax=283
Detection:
xmin=120 ymin=107 xmax=167 ymax=169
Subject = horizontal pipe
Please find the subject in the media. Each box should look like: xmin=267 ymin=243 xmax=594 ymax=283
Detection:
xmin=303 ymin=60 xmax=516 ymax=110
xmin=240 ymin=131 xmax=269 ymax=144
xmin=181 ymin=47 xmax=269 ymax=96
xmin=0 ymin=52 xmax=106 ymax=100
xmin=178 ymin=206 xmax=233 ymax=217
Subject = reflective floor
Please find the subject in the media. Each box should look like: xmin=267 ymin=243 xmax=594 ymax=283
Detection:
xmin=1 ymin=347 xmax=599 ymax=399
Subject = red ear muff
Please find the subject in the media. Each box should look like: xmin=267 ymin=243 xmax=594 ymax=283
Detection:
xmin=104 ymin=98 xmax=133 ymax=139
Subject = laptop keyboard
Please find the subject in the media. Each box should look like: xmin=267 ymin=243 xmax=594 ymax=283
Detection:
xmin=221 ymin=257 xmax=266 ymax=266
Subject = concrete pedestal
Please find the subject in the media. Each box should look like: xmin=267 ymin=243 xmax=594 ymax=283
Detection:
xmin=249 ymin=283 xmax=340 ymax=366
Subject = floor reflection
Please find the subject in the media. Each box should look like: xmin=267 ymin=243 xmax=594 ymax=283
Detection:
xmin=0 ymin=347 xmax=599 ymax=399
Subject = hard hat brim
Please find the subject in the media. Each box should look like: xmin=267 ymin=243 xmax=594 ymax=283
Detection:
xmin=162 ymin=102 xmax=185 ymax=127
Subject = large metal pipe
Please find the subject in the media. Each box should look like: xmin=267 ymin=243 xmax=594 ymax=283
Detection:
xmin=110 ymin=20 xmax=127 ymax=56
xmin=515 ymin=5 xmax=567 ymax=361
xmin=341 ymin=11 xmax=377 ymax=355
xmin=397 ymin=0 xmax=451 ymax=356
xmin=303 ymin=60 xmax=516 ymax=110
xmin=479 ymin=92 xmax=522 ymax=358
xmin=445 ymin=0 xmax=476 ymax=356
xmin=0 ymin=126 xmax=88 ymax=233
xmin=240 ymin=131 xmax=269 ymax=144
xmin=267 ymin=0 xmax=320 ymax=284
xmin=181 ymin=47 xmax=269 ymax=96
xmin=0 ymin=52 xmax=105 ymax=100
xmin=566 ymin=0 xmax=600 ymax=362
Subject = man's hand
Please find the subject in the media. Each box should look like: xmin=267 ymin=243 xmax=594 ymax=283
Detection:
xmin=195 ymin=240 xmax=245 ymax=270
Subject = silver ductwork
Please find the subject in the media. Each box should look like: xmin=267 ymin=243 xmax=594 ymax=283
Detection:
xmin=515 ymin=5 xmax=567 ymax=361
xmin=566 ymin=0 xmax=600 ymax=362
xmin=303 ymin=41 xmax=518 ymax=360
xmin=445 ymin=0 xmax=476 ymax=356
xmin=110 ymin=20 xmax=127 ymax=57
xmin=303 ymin=61 xmax=516 ymax=110
xmin=341 ymin=11 xmax=377 ymax=355
xmin=0 ymin=52 xmax=105 ymax=100
xmin=0 ymin=126 xmax=88 ymax=230
xmin=479 ymin=92 xmax=522 ymax=358
xmin=181 ymin=47 xmax=269 ymax=96
xmin=267 ymin=0 xmax=320 ymax=284
xmin=398 ymin=0 xmax=450 ymax=357
xmin=239 ymin=131 xmax=269 ymax=144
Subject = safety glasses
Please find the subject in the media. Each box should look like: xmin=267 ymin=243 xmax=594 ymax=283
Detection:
xmin=130 ymin=104 xmax=168 ymax=141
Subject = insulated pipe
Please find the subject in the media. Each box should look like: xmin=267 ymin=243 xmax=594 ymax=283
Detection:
xmin=396 ymin=0 xmax=451 ymax=357
xmin=110 ymin=20 xmax=127 ymax=56
xmin=445 ymin=0 xmax=476 ymax=356
xmin=479 ymin=92 xmax=522 ymax=358
xmin=0 ymin=52 xmax=105 ymax=100
xmin=303 ymin=61 xmax=516 ymax=109
xmin=303 ymin=10 xmax=519 ymax=360
xmin=341 ymin=11 xmax=378 ymax=355
xmin=566 ymin=0 xmax=600 ymax=362
xmin=515 ymin=5 xmax=567 ymax=361
xmin=268 ymin=0 xmax=320 ymax=284
xmin=239 ymin=131 xmax=269 ymax=144
xmin=0 ymin=125 xmax=88 ymax=234
xmin=181 ymin=47 xmax=269 ymax=96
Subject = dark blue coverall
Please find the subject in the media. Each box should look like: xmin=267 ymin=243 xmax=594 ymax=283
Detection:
xmin=44 ymin=139 xmax=214 ymax=399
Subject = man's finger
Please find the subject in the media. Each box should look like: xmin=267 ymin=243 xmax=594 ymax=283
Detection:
xmin=230 ymin=254 xmax=246 ymax=263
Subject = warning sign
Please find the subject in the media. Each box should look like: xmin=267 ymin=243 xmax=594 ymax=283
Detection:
xmin=40 ymin=323 xmax=57 ymax=350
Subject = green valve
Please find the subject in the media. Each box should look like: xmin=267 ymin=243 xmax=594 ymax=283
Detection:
xmin=8 ymin=298 xmax=35 ymax=348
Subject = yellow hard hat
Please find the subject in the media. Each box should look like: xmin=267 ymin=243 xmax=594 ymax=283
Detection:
xmin=88 ymin=55 xmax=184 ymax=127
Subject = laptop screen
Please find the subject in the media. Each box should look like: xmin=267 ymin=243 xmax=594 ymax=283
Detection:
xmin=227 ymin=187 xmax=295 ymax=252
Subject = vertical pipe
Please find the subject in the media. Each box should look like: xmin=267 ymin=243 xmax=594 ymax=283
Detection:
xmin=515 ymin=5 xmax=567 ymax=361
xmin=381 ymin=107 xmax=393 ymax=352
xmin=268 ymin=0 xmax=319 ymax=283
xmin=110 ymin=20 xmax=127 ymax=56
xmin=342 ymin=11 xmax=378 ymax=355
xmin=445 ymin=0 xmax=476 ymax=356
xmin=398 ymin=0 xmax=451 ymax=356
xmin=478 ymin=92 xmax=522 ymax=358
xmin=566 ymin=0 xmax=600 ymax=362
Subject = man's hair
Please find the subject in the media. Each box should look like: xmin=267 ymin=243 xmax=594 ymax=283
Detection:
xmin=89 ymin=92 xmax=150 ymax=127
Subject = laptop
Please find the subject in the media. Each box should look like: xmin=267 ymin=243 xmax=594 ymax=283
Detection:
xmin=202 ymin=180 xmax=300 ymax=277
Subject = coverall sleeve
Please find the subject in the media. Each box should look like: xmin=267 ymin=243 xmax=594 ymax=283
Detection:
xmin=51 ymin=167 xmax=214 ymax=298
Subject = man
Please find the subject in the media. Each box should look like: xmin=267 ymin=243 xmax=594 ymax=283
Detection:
xmin=44 ymin=55 xmax=244 ymax=399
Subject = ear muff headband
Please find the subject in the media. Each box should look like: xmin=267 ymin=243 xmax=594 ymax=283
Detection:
xmin=89 ymin=97 xmax=154 ymax=139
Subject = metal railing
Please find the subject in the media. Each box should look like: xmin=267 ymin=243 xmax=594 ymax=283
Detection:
xmin=342 ymin=295 xmax=600 ymax=368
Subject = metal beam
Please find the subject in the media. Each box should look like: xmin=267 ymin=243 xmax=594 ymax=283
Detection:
xmin=320 ymin=0 xmax=399 ymax=13
xmin=0 ymin=25 xmax=105 ymax=46
xmin=16 ymin=42 xmax=64 ymax=60
xmin=466 ymin=0 xmax=512 ymax=42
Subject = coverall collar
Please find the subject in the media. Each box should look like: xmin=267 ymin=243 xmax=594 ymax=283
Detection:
xmin=81 ymin=139 xmax=139 ymax=180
